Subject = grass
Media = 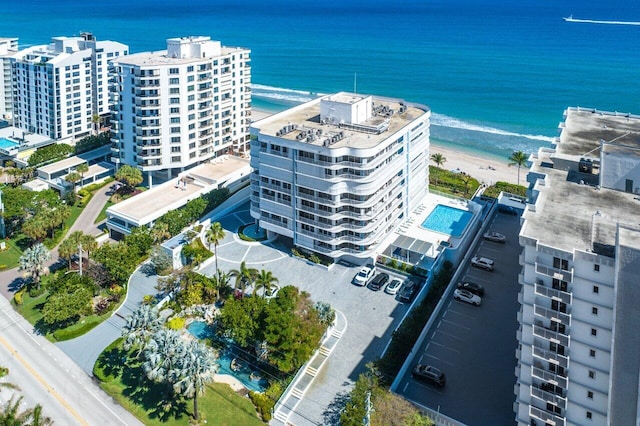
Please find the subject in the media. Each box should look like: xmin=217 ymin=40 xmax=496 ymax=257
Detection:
xmin=95 ymin=200 xmax=114 ymax=224
xmin=0 ymin=237 xmax=24 ymax=270
xmin=95 ymin=340 xmax=264 ymax=425
xmin=429 ymin=166 xmax=480 ymax=198
xmin=483 ymin=181 xmax=527 ymax=199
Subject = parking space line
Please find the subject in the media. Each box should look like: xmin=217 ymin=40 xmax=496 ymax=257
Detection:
xmin=464 ymin=274 xmax=491 ymax=284
xmin=446 ymin=309 xmax=477 ymax=320
xmin=424 ymin=353 xmax=456 ymax=367
xmin=481 ymin=246 xmax=503 ymax=254
xmin=434 ymin=329 xmax=464 ymax=341
xmin=411 ymin=380 xmax=445 ymax=394
xmin=441 ymin=318 xmax=470 ymax=330
xmin=429 ymin=341 xmax=459 ymax=353
xmin=419 ymin=354 xmax=424 ymax=364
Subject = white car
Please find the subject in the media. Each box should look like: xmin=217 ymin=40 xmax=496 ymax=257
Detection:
xmin=471 ymin=256 xmax=494 ymax=271
xmin=352 ymin=264 xmax=376 ymax=286
xmin=454 ymin=289 xmax=482 ymax=306
xmin=483 ymin=231 xmax=506 ymax=243
xmin=385 ymin=279 xmax=403 ymax=295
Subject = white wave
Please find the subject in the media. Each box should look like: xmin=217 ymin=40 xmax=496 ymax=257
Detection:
xmin=431 ymin=113 xmax=555 ymax=143
xmin=251 ymin=84 xmax=324 ymax=104
xmin=564 ymin=17 xmax=640 ymax=26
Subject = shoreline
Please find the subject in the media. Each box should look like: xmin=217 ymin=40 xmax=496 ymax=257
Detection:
xmin=251 ymin=108 xmax=522 ymax=186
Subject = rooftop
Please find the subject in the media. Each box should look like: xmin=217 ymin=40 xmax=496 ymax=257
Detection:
xmin=252 ymin=92 xmax=429 ymax=150
xmin=522 ymin=108 xmax=640 ymax=256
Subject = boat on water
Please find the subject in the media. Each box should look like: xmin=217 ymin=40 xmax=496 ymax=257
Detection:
xmin=563 ymin=15 xmax=574 ymax=22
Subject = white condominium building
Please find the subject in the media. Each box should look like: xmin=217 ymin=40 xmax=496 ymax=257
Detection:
xmin=515 ymin=108 xmax=640 ymax=426
xmin=0 ymin=37 xmax=19 ymax=121
xmin=10 ymin=33 xmax=128 ymax=140
xmin=110 ymin=36 xmax=251 ymax=177
xmin=249 ymin=92 xmax=430 ymax=262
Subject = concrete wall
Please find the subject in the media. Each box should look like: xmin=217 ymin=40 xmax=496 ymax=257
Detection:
xmin=600 ymin=151 xmax=640 ymax=193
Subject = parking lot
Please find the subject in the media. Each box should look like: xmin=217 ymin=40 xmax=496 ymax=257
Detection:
xmin=397 ymin=210 xmax=522 ymax=425
xmin=199 ymin=202 xmax=419 ymax=424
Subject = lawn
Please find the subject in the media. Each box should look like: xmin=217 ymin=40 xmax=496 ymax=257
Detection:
xmin=429 ymin=166 xmax=480 ymax=198
xmin=94 ymin=200 xmax=114 ymax=224
xmin=0 ymin=237 xmax=24 ymax=270
xmin=95 ymin=340 xmax=264 ymax=425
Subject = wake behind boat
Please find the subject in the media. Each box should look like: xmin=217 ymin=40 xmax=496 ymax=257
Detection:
xmin=563 ymin=15 xmax=640 ymax=26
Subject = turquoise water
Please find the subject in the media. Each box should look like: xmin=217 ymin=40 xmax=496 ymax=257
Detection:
xmin=421 ymin=205 xmax=473 ymax=237
xmin=0 ymin=138 xmax=18 ymax=150
xmin=186 ymin=321 xmax=268 ymax=392
xmin=3 ymin=0 xmax=640 ymax=159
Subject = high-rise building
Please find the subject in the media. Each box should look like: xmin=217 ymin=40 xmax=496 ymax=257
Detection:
xmin=0 ymin=37 xmax=19 ymax=121
xmin=249 ymin=92 xmax=430 ymax=262
xmin=109 ymin=36 xmax=251 ymax=178
xmin=10 ymin=33 xmax=128 ymax=140
xmin=514 ymin=107 xmax=640 ymax=426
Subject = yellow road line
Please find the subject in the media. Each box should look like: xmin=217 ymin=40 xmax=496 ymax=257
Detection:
xmin=0 ymin=335 xmax=89 ymax=426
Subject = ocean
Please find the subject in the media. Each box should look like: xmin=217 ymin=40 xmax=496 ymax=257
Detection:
xmin=3 ymin=0 xmax=640 ymax=161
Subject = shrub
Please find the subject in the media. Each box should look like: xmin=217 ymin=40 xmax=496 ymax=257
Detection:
xmin=166 ymin=316 xmax=186 ymax=330
xmin=483 ymin=181 xmax=527 ymax=198
xmin=291 ymin=248 xmax=302 ymax=258
xmin=249 ymin=391 xmax=273 ymax=422
xmin=28 ymin=286 xmax=46 ymax=298
xmin=0 ymin=264 xmax=7 ymax=271
xmin=309 ymin=254 xmax=321 ymax=264
xmin=13 ymin=288 xmax=25 ymax=305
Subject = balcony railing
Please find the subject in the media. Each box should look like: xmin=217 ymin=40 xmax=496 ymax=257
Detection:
xmin=531 ymin=366 xmax=568 ymax=389
xmin=532 ymin=324 xmax=569 ymax=347
xmin=531 ymin=386 xmax=567 ymax=410
xmin=535 ymin=283 xmax=572 ymax=305
xmin=533 ymin=346 xmax=569 ymax=369
xmin=529 ymin=405 xmax=565 ymax=426
xmin=535 ymin=261 xmax=573 ymax=282
xmin=534 ymin=305 xmax=571 ymax=327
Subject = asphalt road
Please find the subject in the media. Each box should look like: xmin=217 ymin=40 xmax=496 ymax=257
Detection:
xmin=397 ymin=211 xmax=522 ymax=425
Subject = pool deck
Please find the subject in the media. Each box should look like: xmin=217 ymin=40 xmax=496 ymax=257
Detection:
xmin=215 ymin=374 xmax=246 ymax=392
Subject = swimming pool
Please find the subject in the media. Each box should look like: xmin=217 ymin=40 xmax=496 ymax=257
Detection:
xmin=186 ymin=321 xmax=268 ymax=392
xmin=420 ymin=204 xmax=473 ymax=237
xmin=0 ymin=138 xmax=18 ymax=150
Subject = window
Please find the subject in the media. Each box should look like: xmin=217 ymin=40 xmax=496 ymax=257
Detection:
xmin=589 ymin=349 xmax=596 ymax=357
xmin=169 ymin=78 xmax=179 ymax=85
xmin=587 ymin=391 xmax=594 ymax=399
xmin=592 ymin=307 xmax=598 ymax=315
xmin=593 ymin=285 xmax=599 ymax=294
xmin=591 ymin=328 xmax=597 ymax=336
xmin=170 ymin=107 xmax=180 ymax=114
xmin=586 ymin=411 xmax=592 ymax=419
xmin=594 ymin=264 xmax=600 ymax=272
xmin=170 ymin=117 xmax=180 ymax=124
xmin=553 ymin=257 xmax=569 ymax=271
xmin=589 ymin=370 xmax=595 ymax=379
xmin=169 ymin=68 xmax=179 ymax=74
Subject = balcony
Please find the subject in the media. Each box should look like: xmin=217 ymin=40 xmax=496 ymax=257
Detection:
xmin=529 ymin=405 xmax=565 ymax=426
xmin=532 ymin=346 xmax=569 ymax=369
xmin=534 ymin=305 xmax=571 ymax=327
xmin=535 ymin=261 xmax=573 ymax=282
xmin=531 ymin=386 xmax=566 ymax=411
xmin=532 ymin=324 xmax=569 ymax=347
xmin=531 ymin=365 xmax=567 ymax=389
xmin=535 ymin=283 xmax=572 ymax=305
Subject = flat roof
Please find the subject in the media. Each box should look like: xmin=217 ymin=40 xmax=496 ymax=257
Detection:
xmin=252 ymin=93 xmax=429 ymax=150
xmin=108 ymin=155 xmax=250 ymax=225
xmin=38 ymin=156 xmax=85 ymax=174
xmin=116 ymin=46 xmax=247 ymax=67
xmin=0 ymin=126 xmax=50 ymax=144
xmin=522 ymin=108 xmax=640 ymax=255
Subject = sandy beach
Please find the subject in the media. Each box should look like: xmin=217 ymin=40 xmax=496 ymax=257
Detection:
xmin=251 ymin=109 xmax=522 ymax=187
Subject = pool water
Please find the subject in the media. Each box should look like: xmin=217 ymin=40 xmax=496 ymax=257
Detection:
xmin=186 ymin=321 xmax=268 ymax=392
xmin=421 ymin=204 xmax=473 ymax=237
xmin=0 ymin=138 xmax=18 ymax=150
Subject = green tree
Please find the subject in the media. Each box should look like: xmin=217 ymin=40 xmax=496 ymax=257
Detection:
xmin=93 ymin=241 xmax=137 ymax=284
xmin=64 ymin=172 xmax=81 ymax=193
xmin=76 ymin=163 xmax=89 ymax=188
xmin=254 ymin=269 xmax=279 ymax=298
xmin=122 ymin=305 xmax=162 ymax=358
xmin=42 ymin=286 xmax=91 ymax=325
xmin=115 ymin=164 xmax=143 ymax=190
xmin=124 ymin=226 xmax=153 ymax=259
xmin=58 ymin=238 xmax=77 ymax=268
xmin=508 ymin=150 xmax=529 ymax=186
xmin=21 ymin=217 xmax=47 ymax=242
xmin=143 ymin=328 xmax=185 ymax=399
xmin=172 ymin=339 xmax=219 ymax=420
xmin=430 ymin=153 xmax=447 ymax=186
xmin=151 ymin=222 xmax=171 ymax=244
xmin=18 ymin=243 xmax=51 ymax=290
xmin=91 ymin=113 xmax=102 ymax=136
xmin=0 ymin=395 xmax=53 ymax=425
xmin=229 ymin=261 xmax=258 ymax=294
xmin=205 ymin=221 xmax=225 ymax=273
xmin=217 ymin=296 xmax=267 ymax=347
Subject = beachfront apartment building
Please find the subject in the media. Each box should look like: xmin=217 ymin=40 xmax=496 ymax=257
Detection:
xmin=9 ymin=33 xmax=128 ymax=140
xmin=0 ymin=37 xmax=19 ymax=122
xmin=109 ymin=36 xmax=251 ymax=181
xmin=514 ymin=107 xmax=640 ymax=426
xmin=249 ymin=92 xmax=430 ymax=262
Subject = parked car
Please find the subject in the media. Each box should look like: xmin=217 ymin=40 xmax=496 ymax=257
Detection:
xmin=457 ymin=281 xmax=485 ymax=297
xmin=454 ymin=288 xmax=482 ymax=306
xmin=412 ymin=365 xmax=446 ymax=387
xmin=352 ymin=264 xmax=376 ymax=286
xmin=498 ymin=204 xmax=519 ymax=215
xmin=398 ymin=280 xmax=420 ymax=303
xmin=369 ymin=273 xmax=389 ymax=291
xmin=471 ymin=256 xmax=494 ymax=271
xmin=483 ymin=231 xmax=506 ymax=243
xmin=385 ymin=278 xmax=403 ymax=295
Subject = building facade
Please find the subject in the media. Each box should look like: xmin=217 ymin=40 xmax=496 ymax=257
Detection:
xmin=10 ymin=33 xmax=128 ymax=140
xmin=514 ymin=108 xmax=640 ymax=426
xmin=0 ymin=37 xmax=19 ymax=122
xmin=249 ymin=92 xmax=430 ymax=262
xmin=109 ymin=36 xmax=251 ymax=178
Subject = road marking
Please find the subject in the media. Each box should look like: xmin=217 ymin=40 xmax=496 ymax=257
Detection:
xmin=441 ymin=318 xmax=471 ymax=330
xmin=482 ymin=246 xmax=503 ymax=254
xmin=419 ymin=355 xmax=424 ymax=364
xmin=403 ymin=381 xmax=409 ymax=392
xmin=424 ymin=353 xmax=456 ymax=367
xmin=0 ymin=335 xmax=89 ymax=426
xmin=429 ymin=340 xmax=460 ymax=353
xmin=411 ymin=379 xmax=445 ymax=394
xmin=434 ymin=329 xmax=464 ymax=341
xmin=446 ymin=309 xmax=477 ymax=320
xmin=437 ymin=319 xmax=443 ymax=329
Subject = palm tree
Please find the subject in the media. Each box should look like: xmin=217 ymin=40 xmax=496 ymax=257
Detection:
xmin=204 ymin=270 xmax=230 ymax=303
xmin=18 ymin=243 xmax=51 ymax=290
xmin=229 ymin=261 xmax=258 ymax=295
xmin=76 ymin=163 xmax=89 ymax=188
xmin=64 ymin=172 xmax=81 ymax=193
xmin=508 ymin=150 xmax=529 ymax=186
xmin=205 ymin=222 xmax=225 ymax=273
xmin=430 ymin=153 xmax=447 ymax=186
xmin=144 ymin=329 xmax=185 ymax=398
xmin=172 ymin=339 xmax=219 ymax=420
xmin=254 ymin=269 xmax=279 ymax=298
xmin=122 ymin=305 xmax=162 ymax=357
xmin=0 ymin=395 xmax=51 ymax=425
xmin=91 ymin=113 xmax=102 ymax=135
xmin=27 ymin=404 xmax=54 ymax=426
xmin=151 ymin=222 xmax=171 ymax=244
